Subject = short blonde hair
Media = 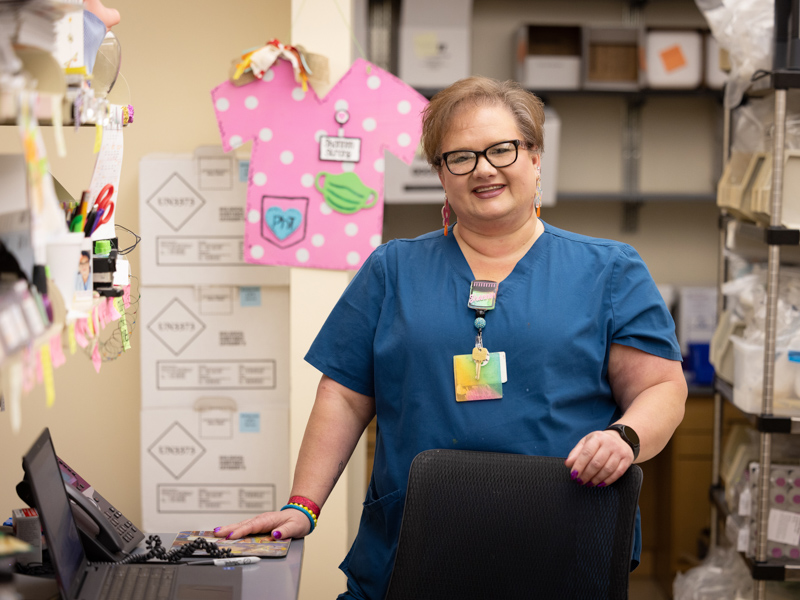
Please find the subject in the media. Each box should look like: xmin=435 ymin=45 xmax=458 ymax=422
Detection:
xmin=421 ymin=77 xmax=545 ymax=170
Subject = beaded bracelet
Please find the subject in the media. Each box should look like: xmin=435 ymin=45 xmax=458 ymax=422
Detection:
xmin=281 ymin=503 xmax=317 ymax=533
xmin=288 ymin=495 xmax=321 ymax=519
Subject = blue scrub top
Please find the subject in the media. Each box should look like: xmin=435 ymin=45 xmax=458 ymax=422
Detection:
xmin=305 ymin=221 xmax=681 ymax=600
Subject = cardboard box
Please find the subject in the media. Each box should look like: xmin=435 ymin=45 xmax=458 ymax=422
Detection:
xmin=139 ymin=148 xmax=290 ymax=287
xmin=140 ymin=402 xmax=289 ymax=532
xmin=583 ymin=26 xmax=645 ymax=91
xmin=398 ymin=0 xmax=472 ymax=88
xmin=645 ymin=30 xmax=703 ymax=89
xmin=705 ymin=34 xmax=728 ymax=89
xmin=515 ymin=25 xmax=582 ymax=90
xmin=139 ymin=285 xmax=289 ymax=410
xmin=12 ymin=507 xmax=41 ymax=565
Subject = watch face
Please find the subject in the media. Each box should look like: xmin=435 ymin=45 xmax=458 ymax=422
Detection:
xmin=621 ymin=425 xmax=639 ymax=446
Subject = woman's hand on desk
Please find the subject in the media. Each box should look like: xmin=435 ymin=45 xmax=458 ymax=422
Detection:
xmin=214 ymin=510 xmax=312 ymax=541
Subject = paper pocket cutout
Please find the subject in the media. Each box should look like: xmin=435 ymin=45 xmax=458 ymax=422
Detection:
xmin=261 ymin=195 xmax=308 ymax=249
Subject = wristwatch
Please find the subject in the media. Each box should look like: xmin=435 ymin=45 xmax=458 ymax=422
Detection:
xmin=605 ymin=424 xmax=640 ymax=461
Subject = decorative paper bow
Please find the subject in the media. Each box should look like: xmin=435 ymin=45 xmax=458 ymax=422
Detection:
xmin=233 ymin=39 xmax=313 ymax=91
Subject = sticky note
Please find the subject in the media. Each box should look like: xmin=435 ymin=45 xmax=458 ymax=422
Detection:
xmin=123 ymin=284 xmax=131 ymax=308
xmin=68 ymin=322 xmax=77 ymax=354
xmin=240 ymin=287 xmax=261 ymax=307
xmin=74 ymin=320 xmax=88 ymax=348
xmin=91 ymin=343 xmax=102 ymax=372
xmin=50 ymin=333 xmax=66 ymax=368
xmin=86 ymin=311 xmax=94 ymax=337
xmin=240 ymin=412 xmax=260 ymax=433
xmin=660 ymin=45 xmax=687 ymax=72
xmin=40 ymin=345 xmax=55 ymax=407
xmin=115 ymin=298 xmax=131 ymax=351
xmin=413 ymin=32 xmax=439 ymax=58
xmin=239 ymin=160 xmax=250 ymax=182
xmin=94 ymin=123 xmax=103 ymax=153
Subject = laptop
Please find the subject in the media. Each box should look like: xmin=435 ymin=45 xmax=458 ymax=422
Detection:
xmin=22 ymin=428 xmax=242 ymax=600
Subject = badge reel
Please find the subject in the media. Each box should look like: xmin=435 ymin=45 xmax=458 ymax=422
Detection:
xmin=453 ymin=281 xmax=506 ymax=402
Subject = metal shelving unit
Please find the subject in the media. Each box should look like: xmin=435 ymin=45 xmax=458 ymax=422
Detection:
xmin=709 ymin=3 xmax=800 ymax=595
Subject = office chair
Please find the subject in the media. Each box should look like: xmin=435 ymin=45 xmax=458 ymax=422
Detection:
xmin=384 ymin=449 xmax=643 ymax=600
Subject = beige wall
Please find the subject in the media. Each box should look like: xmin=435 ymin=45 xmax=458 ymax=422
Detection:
xmin=0 ymin=0 xmax=290 ymax=546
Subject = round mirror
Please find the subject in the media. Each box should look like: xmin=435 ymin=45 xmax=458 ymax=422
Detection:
xmin=92 ymin=31 xmax=122 ymax=97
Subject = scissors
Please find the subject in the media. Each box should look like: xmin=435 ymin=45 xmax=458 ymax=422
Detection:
xmin=92 ymin=184 xmax=115 ymax=226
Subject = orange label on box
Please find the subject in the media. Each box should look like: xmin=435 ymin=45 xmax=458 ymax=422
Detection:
xmin=660 ymin=45 xmax=687 ymax=72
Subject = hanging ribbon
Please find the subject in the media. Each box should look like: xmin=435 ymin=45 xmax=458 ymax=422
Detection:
xmin=232 ymin=39 xmax=313 ymax=91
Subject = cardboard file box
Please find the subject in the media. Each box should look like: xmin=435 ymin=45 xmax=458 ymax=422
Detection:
xmin=705 ymin=33 xmax=728 ymax=89
xmin=515 ymin=25 xmax=581 ymax=90
xmin=398 ymin=0 xmax=472 ymax=88
xmin=645 ymin=30 xmax=702 ymax=89
xmin=582 ymin=26 xmax=645 ymax=91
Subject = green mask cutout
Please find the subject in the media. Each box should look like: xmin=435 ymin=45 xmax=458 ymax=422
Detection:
xmin=315 ymin=171 xmax=378 ymax=214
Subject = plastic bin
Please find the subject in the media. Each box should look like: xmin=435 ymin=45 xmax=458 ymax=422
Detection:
xmin=730 ymin=335 xmax=800 ymax=416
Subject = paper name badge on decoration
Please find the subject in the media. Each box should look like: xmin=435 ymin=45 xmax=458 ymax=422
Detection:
xmin=319 ymin=136 xmax=362 ymax=162
xmin=315 ymin=171 xmax=377 ymax=214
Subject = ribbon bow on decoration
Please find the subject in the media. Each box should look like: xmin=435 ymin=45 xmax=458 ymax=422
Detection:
xmin=233 ymin=39 xmax=313 ymax=91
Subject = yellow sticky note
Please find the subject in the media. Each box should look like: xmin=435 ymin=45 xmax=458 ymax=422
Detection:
xmin=114 ymin=297 xmax=131 ymax=351
xmin=68 ymin=322 xmax=77 ymax=354
xmin=413 ymin=32 xmax=439 ymax=58
xmin=87 ymin=312 xmax=94 ymax=337
xmin=40 ymin=345 xmax=55 ymax=407
xmin=94 ymin=123 xmax=103 ymax=153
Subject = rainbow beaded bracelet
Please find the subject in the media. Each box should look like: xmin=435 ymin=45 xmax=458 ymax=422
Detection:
xmin=281 ymin=503 xmax=317 ymax=533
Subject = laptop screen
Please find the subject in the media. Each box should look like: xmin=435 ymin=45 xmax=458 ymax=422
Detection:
xmin=22 ymin=428 xmax=87 ymax=599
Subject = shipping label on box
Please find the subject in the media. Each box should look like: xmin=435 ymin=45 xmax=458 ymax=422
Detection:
xmin=140 ymin=285 xmax=289 ymax=409
xmin=139 ymin=148 xmax=289 ymax=286
xmin=140 ymin=402 xmax=289 ymax=532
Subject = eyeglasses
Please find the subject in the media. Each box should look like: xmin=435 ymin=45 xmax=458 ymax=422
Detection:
xmin=440 ymin=140 xmax=525 ymax=175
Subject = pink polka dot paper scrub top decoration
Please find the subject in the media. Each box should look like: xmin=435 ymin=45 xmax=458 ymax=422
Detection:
xmin=211 ymin=58 xmax=428 ymax=270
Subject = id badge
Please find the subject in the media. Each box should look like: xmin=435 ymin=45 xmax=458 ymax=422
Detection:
xmin=453 ymin=352 xmax=506 ymax=402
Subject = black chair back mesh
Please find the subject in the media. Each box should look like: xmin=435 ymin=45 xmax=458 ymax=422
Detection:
xmin=384 ymin=449 xmax=643 ymax=600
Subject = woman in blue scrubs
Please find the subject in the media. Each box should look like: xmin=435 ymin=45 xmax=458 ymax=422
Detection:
xmin=215 ymin=77 xmax=688 ymax=600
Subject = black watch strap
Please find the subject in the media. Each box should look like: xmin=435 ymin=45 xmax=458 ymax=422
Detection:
xmin=605 ymin=424 xmax=640 ymax=461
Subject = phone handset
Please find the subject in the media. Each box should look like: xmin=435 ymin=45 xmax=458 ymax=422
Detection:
xmin=64 ymin=485 xmax=126 ymax=560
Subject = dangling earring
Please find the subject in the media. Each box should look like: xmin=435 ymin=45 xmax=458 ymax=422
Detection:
xmin=442 ymin=195 xmax=450 ymax=236
xmin=534 ymin=167 xmax=542 ymax=218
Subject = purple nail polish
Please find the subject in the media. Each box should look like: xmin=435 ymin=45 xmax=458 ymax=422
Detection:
xmin=576 ymin=478 xmax=583 ymax=485
xmin=273 ymin=531 xmax=282 ymax=540
xmin=226 ymin=532 xmax=233 ymax=540
xmin=570 ymin=470 xmax=578 ymax=480
xmin=597 ymin=482 xmax=606 ymax=488
xmin=586 ymin=482 xmax=594 ymax=488
xmin=213 ymin=527 xmax=221 ymax=533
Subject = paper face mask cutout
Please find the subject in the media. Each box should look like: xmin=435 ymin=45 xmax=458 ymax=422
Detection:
xmin=315 ymin=171 xmax=377 ymax=214
xmin=211 ymin=58 xmax=428 ymax=270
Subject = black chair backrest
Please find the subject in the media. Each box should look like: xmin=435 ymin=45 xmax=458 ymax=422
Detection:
xmin=385 ymin=449 xmax=643 ymax=600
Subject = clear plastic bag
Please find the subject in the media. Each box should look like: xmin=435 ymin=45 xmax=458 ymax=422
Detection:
xmin=695 ymin=0 xmax=775 ymax=109
xmin=673 ymin=546 xmax=752 ymax=599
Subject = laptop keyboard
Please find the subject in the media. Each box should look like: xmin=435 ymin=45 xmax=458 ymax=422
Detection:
xmin=98 ymin=564 xmax=177 ymax=600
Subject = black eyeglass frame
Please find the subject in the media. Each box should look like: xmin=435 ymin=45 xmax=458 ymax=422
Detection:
xmin=439 ymin=139 xmax=526 ymax=176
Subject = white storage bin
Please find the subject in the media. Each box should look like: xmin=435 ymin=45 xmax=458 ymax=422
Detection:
xmin=731 ymin=335 xmax=800 ymax=417
xmin=705 ymin=33 xmax=728 ymax=89
xmin=645 ymin=30 xmax=702 ymax=89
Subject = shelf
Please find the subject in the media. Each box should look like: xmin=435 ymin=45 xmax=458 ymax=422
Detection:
xmin=414 ymin=87 xmax=724 ymax=101
xmin=557 ymin=192 xmax=716 ymax=203
xmin=710 ymin=484 xmax=800 ymax=581
xmin=715 ymin=378 xmax=800 ymax=434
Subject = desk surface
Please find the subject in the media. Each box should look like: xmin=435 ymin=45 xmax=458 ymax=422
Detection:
xmin=9 ymin=533 xmax=304 ymax=600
